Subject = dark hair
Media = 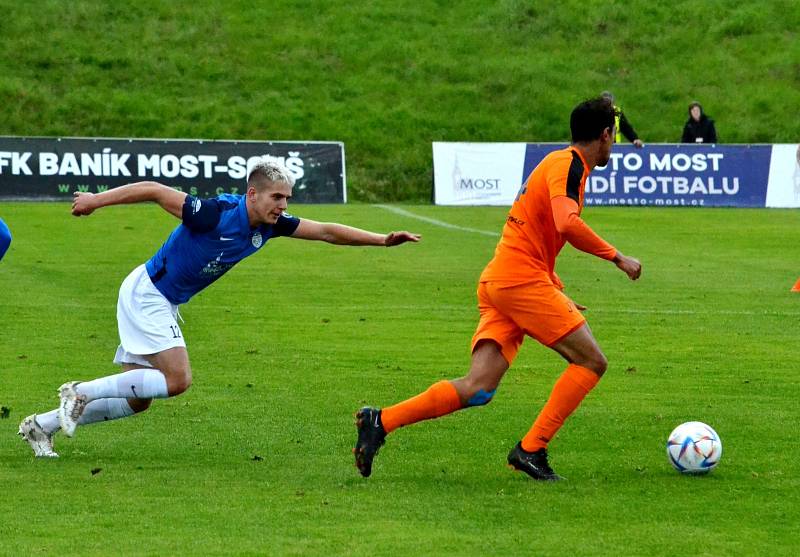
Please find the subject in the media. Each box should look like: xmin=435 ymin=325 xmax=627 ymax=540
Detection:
xmin=570 ymin=97 xmax=616 ymax=143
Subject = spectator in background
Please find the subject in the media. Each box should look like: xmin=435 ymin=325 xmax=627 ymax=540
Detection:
xmin=0 ymin=218 xmax=10 ymax=261
xmin=681 ymin=101 xmax=718 ymax=144
xmin=601 ymin=91 xmax=644 ymax=148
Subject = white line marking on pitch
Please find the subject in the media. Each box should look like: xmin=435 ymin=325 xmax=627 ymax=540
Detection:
xmin=375 ymin=205 xmax=499 ymax=237
xmin=599 ymin=308 xmax=799 ymax=317
xmin=226 ymin=304 xmax=800 ymax=318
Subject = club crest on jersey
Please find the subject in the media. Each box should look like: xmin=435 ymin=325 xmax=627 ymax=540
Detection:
xmin=251 ymin=231 xmax=263 ymax=248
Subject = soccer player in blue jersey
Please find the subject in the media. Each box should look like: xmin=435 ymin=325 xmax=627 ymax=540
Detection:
xmin=18 ymin=160 xmax=420 ymax=457
xmin=0 ymin=218 xmax=10 ymax=261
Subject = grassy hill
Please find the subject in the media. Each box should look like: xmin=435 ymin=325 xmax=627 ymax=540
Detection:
xmin=1 ymin=0 xmax=798 ymax=201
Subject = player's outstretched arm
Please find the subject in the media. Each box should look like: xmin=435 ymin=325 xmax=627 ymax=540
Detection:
xmin=291 ymin=219 xmax=420 ymax=246
xmin=71 ymin=181 xmax=187 ymax=219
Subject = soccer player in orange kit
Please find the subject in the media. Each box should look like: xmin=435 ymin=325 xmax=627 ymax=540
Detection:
xmin=354 ymin=96 xmax=642 ymax=480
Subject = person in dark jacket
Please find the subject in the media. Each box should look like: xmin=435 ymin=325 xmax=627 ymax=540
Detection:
xmin=601 ymin=91 xmax=644 ymax=148
xmin=682 ymin=101 xmax=717 ymax=143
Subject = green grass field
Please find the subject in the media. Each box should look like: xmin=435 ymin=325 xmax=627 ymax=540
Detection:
xmin=1 ymin=203 xmax=799 ymax=556
xmin=2 ymin=0 xmax=799 ymax=201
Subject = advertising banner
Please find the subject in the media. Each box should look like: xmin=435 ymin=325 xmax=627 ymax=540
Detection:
xmin=766 ymin=144 xmax=800 ymax=208
xmin=0 ymin=136 xmax=347 ymax=203
xmin=434 ymin=142 xmax=800 ymax=208
xmin=524 ymin=144 xmax=772 ymax=207
xmin=432 ymin=142 xmax=527 ymax=205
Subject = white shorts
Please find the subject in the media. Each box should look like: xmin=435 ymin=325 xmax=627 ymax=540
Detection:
xmin=114 ymin=264 xmax=186 ymax=367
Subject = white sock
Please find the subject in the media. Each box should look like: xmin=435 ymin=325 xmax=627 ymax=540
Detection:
xmin=36 ymin=409 xmax=61 ymax=435
xmin=77 ymin=398 xmax=135 ymax=426
xmin=75 ymin=369 xmax=169 ymax=401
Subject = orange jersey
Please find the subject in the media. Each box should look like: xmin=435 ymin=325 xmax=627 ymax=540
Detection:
xmin=480 ymin=146 xmax=616 ymax=285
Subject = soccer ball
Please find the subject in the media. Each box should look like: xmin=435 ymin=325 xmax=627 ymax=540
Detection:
xmin=666 ymin=421 xmax=722 ymax=474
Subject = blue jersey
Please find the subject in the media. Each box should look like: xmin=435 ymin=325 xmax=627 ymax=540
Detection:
xmin=0 ymin=218 xmax=10 ymax=262
xmin=145 ymin=194 xmax=300 ymax=304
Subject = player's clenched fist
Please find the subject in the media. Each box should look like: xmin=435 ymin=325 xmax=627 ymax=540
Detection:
xmin=613 ymin=252 xmax=642 ymax=280
xmin=72 ymin=192 xmax=97 ymax=216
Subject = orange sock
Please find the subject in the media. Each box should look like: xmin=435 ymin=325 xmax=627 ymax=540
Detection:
xmin=521 ymin=364 xmax=600 ymax=452
xmin=381 ymin=380 xmax=463 ymax=433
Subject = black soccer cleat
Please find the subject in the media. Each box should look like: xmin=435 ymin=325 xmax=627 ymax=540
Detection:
xmin=353 ymin=407 xmax=386 ymax=478
xmin=507 ymin=442 xmax=564 ymax=481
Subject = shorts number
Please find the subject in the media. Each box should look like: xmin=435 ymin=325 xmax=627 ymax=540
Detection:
xmin=169 ymin=325 xmax=182 ymax=339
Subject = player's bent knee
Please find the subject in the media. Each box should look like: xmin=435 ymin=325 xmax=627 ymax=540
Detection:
xmin=166 ymin=369 xmax=193 ymax=396
xmin=466 ymin=388 xmax=497 ymax=407
xmin=572 ymin=346 xmax=608 ymax=376
xmin=128 ymin=398 xmax=152 ymax=413
xmin=587 ymin=354 xmax=608 ymax=376
xmin=598 ymin=353 xmax=609 ymax=374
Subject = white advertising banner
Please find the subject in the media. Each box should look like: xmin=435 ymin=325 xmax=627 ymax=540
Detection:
xmin=432 ymin=142 xmax=527 ymax=206
xmin=765 ymin=144 xmax=800 ymax=208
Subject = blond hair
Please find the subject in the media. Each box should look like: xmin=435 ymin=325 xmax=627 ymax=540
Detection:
xmin=247 ymin=159 xmax=296 ymax=190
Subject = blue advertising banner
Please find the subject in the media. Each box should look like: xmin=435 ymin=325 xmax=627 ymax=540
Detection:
xmin=522 ymin=143 xmax=773 ymax=207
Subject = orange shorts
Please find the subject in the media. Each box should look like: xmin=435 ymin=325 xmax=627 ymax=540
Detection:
xmin=471 ymin=278 xmax=586 ymax=365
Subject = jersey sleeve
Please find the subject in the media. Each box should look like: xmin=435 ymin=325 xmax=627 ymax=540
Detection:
xmin=551 ymin=196 xmax=617 ymax=260
xmin=272 ymin=213 xmax=301 ymax=237
xmin=546 ymin=151 xmax=584 ymax=203
xmin=181 ymin=196 xmax=222 ymax=233
xmin=0 ymin=218 xmax=11 ymax=261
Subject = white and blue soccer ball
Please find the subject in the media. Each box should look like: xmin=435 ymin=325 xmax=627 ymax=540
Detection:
xmin=666 ymin=421 xmax=722 ymax=474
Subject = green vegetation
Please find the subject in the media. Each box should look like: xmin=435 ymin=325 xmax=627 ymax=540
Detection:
xmin=1 ymin=203 xmax=799 ymax=555
xmin=1 ymin=1 xmax=798 ymax=201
